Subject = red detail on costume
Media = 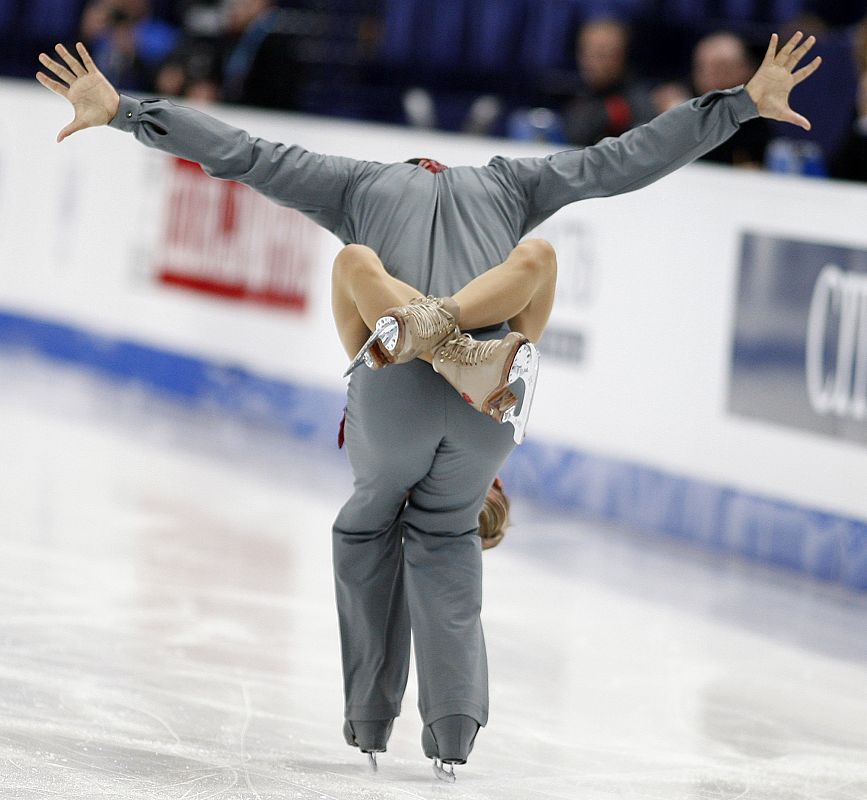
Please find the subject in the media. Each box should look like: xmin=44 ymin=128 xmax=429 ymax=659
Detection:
xmin=492 ymin=476 xmax=503 ymax=491
xmin=338 ymin=409 xmax=346 ymax=449
xmin=462 ymin=393 xmax=474 ymax=405
xmin=418 ymin=158 xmax=449 ymax=174
xmin=604 ymin=95 xmax=633 ymax=136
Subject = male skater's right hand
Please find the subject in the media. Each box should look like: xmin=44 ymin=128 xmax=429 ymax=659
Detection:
xmin=36 ymin=42 xmax=120 ymax=143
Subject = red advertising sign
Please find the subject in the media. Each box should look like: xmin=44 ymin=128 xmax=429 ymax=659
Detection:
xmin=155 ymin=158 xmax=318 ymax=311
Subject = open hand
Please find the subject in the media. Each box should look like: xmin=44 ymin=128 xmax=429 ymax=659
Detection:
xmin=745 ymin=32 xmax=822 ymax=130
xmin=36 ymin=42 xmax=120 ymax=143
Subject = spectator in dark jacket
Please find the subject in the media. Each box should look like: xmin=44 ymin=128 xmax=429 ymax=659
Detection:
xmin=831 ymin=72 xmax=867 ymax=182
xmin=562 ymin=18 xmax=655 ymax=147
xmin=222 ymin=0 xmax=302 ymax=110
xmin=81 ymin=0 xmax=179 ymax=92
xmin=654 ymin=32 xmax=770 ymax=168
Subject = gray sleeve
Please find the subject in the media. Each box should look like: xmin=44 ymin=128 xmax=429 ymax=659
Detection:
xmin=109 ymin=94 xmax=362 ymax=232
xmin=496 ymin=86 xmax=759 ymax=230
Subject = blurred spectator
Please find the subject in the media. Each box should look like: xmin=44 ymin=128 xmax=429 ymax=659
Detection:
xmin=222 ymin=0 xmax=302 ymax=110
xmin=790 ymin=0 xmax=867 ymax=33
xmin=81 ymin=0 xmax=180 ymax=92
xmin=830 ymin=74 xmax=867 ymax=182
xmin=855 ymin=13 xmax=867 ymax=75
xmin=155 ymin=40 xmax=222 ymax=103
xmin=655 ymin=31 xmax=770 ymax=168
xmin=561 ymin=18 xmax=655 ymax=147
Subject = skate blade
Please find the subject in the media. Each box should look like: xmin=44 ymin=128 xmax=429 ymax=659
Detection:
xmin=483 ymin=387 xmax=519 ymax=422
xmin=432 ymin=759 xmax=456 ymax=783
xmin=343 ymin=317 xmax=400 ymax=377
xmin=367 ymin=752 xmax=378 ymax=773
xmin=501 ymin=343 xmax=540 ymax=444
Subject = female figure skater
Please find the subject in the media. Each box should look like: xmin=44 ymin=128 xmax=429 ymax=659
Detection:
xmin=333 ymin=238 xmax=555 ymax=440
xmin=36 ymin=32 xmax=820 ymax=780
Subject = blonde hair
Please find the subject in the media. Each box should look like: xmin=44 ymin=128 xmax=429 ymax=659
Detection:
xmin=478 ymin=477 xmax=510 ymax=550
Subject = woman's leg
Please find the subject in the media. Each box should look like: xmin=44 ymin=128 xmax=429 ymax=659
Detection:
xmin=332 ymin=239 xmax=558 ymax=361
xmin=331 ymin=244 xmax=423 ymax=358
xmin=452 ymin=239 xmax=557 ymax=341
xmin=332 ymin=241 xmax=551 ymax=433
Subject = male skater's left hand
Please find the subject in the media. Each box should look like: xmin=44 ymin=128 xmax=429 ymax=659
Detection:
xmin=36 ymin=42 xmax=120 ymax=143
xmin=745 ymin=31 xmax=822 ymax=131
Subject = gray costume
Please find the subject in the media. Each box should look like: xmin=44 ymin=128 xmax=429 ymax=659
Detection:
xmin=110 ymin=86 xmax=758 ymax=738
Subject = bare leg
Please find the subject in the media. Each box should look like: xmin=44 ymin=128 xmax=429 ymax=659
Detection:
xmin=452 ymin=239 xmax=557 ymax=341
xmin=333 ymin=242 xmax=546 ymax=437
xmin=332 ymin=239 xmax=557 ymax=365
xmin=332 ymin=244 xmax=424 ymax=358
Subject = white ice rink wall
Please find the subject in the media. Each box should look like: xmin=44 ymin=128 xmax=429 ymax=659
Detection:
xmin=2 ymin=79 xmax=866 ymax=589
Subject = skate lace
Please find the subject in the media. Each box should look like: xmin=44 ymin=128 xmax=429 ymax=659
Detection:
xmin=406 ymin=297 xmax=453 ymax=339
xmin=438 ymin=334 xmax=499 ymax=366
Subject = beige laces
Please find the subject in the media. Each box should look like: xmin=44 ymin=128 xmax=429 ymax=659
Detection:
xmin=406 ymin=297 xmax=453 ymax=339
xmin=437 ymin=334 xmax=500 ymax=366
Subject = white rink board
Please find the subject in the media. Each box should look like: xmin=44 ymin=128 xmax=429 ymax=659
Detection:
xmin=1 ymin=78 xmax=866 ymax=523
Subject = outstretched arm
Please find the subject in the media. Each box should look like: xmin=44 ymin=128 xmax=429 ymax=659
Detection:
xmin=497 ymin=32 xmax=822 ymax=232
xmin=36 ymin=42 xmax=361 ymax=232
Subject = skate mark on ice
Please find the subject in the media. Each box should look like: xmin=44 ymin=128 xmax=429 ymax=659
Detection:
xmin=320 ymin=768 xmax=431 ymax=799
xmin=158 ymin=772 xmax=222 ymax=796
xmin=118 ymin=698 xmax=183 ymax=747
xmin=4 ymin=754 xmax=26 ymax=772
xmin=238 ymin=682 xmax=263 ymax=800
xmin=273 ymin=773 xmax=345 ymax=800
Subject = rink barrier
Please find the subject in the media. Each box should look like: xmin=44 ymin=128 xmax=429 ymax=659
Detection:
xmin=0 ymin=309 xmax=346 ymax=449
xmin=1 ymin=307 xmax=865 ymax=592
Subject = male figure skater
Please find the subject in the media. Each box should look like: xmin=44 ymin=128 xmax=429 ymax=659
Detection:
xmin=37 ymin=31 xmax=820 ymax=780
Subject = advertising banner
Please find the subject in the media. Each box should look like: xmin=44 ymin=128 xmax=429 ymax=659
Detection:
xmin=730 ymin=232 xmax=867 ymax=446
xmin=528 ymin=214 xmax=597 ymax=367
xmin=155 ymin=158 xmax=321 ymax=311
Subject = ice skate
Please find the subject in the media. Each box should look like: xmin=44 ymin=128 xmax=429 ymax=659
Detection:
xmin=422 ymin=714 xmax=479 ymax=783
xmin=432 ymin=332 xmax=540 ymax=444
xmin=343 ymin=719 xmax=394 ymax=772
xmin=344 ymin=296 xmax=459 ymax=376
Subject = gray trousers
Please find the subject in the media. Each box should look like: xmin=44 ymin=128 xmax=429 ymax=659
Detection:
xmin=333 ymin=359 xmax=516 ymax=727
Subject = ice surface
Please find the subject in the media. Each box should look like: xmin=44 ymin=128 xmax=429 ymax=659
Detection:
xmin=1 ymin=354 xmax=866 ymax=800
